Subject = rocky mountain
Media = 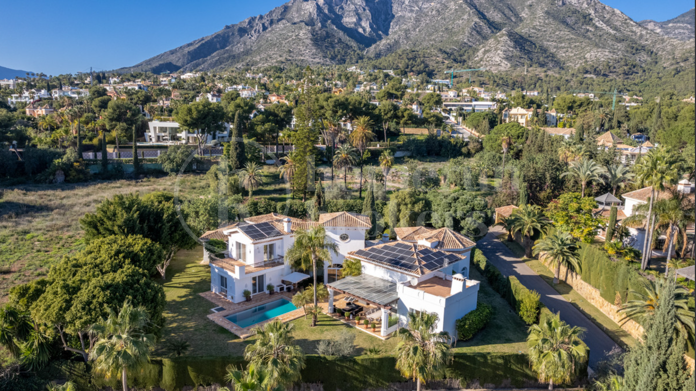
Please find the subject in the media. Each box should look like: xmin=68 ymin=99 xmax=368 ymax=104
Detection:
xmin=120 ymin=0 xmax=694 ymax=73
xmin=639 ymin=8 xmax=695 ymax=41
xmin=0 ymin=65 xmax=32 ymax=80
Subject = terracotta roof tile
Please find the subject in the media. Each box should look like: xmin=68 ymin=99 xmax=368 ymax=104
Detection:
xmin=415 ymin=228 xmax=476 ymax=250
xmin=494 ymin=205 xmax=519 ymax=219
xmin=200 ymin=223 xmax=237 ymax=241
xmin=394 ymin=226 xmax=434 ymax=241
xmin=596 ymin=131 xmax=622 ymax=146
xmin=318 ymin=211 xmax=371 ymax=228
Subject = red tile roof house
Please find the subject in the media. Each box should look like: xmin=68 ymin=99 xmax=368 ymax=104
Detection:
xmin=202 ymin=214 xmax=481 ymax=339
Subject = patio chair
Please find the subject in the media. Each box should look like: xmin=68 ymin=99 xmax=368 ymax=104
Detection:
xmin=276 ymin=284 xmax=286 ymax=292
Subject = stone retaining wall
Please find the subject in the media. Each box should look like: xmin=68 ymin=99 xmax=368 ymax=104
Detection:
xmin=540 ymin=259 xmax=645 ymax=340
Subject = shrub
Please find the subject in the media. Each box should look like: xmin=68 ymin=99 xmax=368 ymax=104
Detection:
xmin=158 ymin=145 xmax=197 ymax=174
xmin=456 ymin=302 xmax=493 ymax=341
xmin=519 ymin=290 xmax=541 ymax=325
xmin=245 ymin=198 xmax=276 ymax=216
xmin=276 ymin=199 xmax=307 ymax=218
xmin=316 ymin=330 xmax=356 ymax=357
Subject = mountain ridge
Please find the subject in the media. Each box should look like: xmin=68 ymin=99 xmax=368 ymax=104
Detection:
xmin=639 ymin=8 xmax=695 ymax=41
xmin=0 ymin=65 xmax=33 ymax=80
xmin=119 ymin=0 xmax=694 ymax=73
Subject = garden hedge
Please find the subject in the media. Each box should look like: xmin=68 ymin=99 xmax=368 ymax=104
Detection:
xmin=86 ymin=353 xmax=538 ymax=391
xmin=456 ymin=302 xmax=493 ymax=340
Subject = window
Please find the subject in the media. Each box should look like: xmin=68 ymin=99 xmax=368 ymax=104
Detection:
xmin=263 ymin=243 xmax=275 ymax=260
xmin=251 ymin=274 xmax=266 ymax=294
xmin=220 ymin=275 xmax=227 ymax=289
xmin=236 ymin=242 xmax=247 ymax=262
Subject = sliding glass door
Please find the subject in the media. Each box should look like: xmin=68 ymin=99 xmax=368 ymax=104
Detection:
xmin=251 ymin=274 xmax=266 ymax=294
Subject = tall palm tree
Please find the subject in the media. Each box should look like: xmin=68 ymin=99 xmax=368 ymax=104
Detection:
xmin=633 ymin=147 xmax=682 ymax=269
xmin=244 ymin=320 xmax=305 ymax=390
xmin=321 ymin=118 xmax=342 ymax=182
xmin=333 ymin=145 xmax=358 ymax=188
xmin=394 ymin=312 xmax=451 ymax=391
xmin=240 ymin=162 xmax=262 ymax=198
xmin=278 ymin=151 xmax=296 ymax=183
xmin=379 ymin=150 xmax=394 ymax=192
xmin=527 ymin=313 xmax=588 ymax=390
xmin=619 ymin=276 xmax=694 ymax=347
xmin=533 ymin=231 xmax=581 ymax=284
xmin=89 ymin=302 xmax=155 ymax=391
xmin=601 ymin=164 xmax=634 ymax=195
xmin=511 ymin=205 xmax=551 ymax=258
xmin=285 ymin=226 xmax=338 ymax=326
xmin=561 ymin=158 xmax=604 ymax=197
xmin=349 ymin=116 xmax=375 ymax=197
xmin=653 ymin=190 xmax=695 ymax=263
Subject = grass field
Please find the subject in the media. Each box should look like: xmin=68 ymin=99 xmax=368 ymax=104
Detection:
xmin=497 ymin=235 xmax=637 ymax=349
xmin=0 ymin=174 xmax=209 ymax=300
xmin=157 ymin=247 xmax=529 ymax=358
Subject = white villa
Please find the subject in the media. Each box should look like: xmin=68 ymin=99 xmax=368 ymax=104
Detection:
xmin=201 ymin=212 xmax=481 ymax=339
xmin=145 ymin=120 xmax=231 ymax=144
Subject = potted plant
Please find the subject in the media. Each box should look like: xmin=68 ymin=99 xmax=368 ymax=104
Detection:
xmin=363 ymin=319 xmax=369 ymax=329
xmin=344 ymin=311 xmax=350 ymax=320
xmin=370 ymin=321 xmax=376 ymax=332
xmin=243 ymin=290 xmax=252 ymax=302
xmin=355 ymin=315 xmax=361 ymax=324
xmin=267 ymin=284 xmax=275 ymax=295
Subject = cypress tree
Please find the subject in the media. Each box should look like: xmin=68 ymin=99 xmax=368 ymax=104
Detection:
xmin=362 ymin=182 xmax=376 ymax=238
xmin=315 ymin=176 xmax=324 ymax=209
xmin=606 ymin=206 xmax=617 ymax=241
xmin=623 ymin=276 xmax=690 ymax=391
xmin=229 ymin=111 xmax=242 ymax=170
xmin=77 ymin=118 xmax=82 ymax=157
xmin=101 ymin=130 xmax=108 ymax=173
xmin=519 ymin=182 xmax=528 ymax=206
xmin=132 ymin=125 xmax=139 ymax=174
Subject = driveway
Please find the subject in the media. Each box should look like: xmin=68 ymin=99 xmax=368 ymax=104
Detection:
xmin=477 ymin=227 xmax=622 ymax=369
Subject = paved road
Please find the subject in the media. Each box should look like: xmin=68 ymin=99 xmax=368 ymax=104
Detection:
xmin=477 ymin=227 xmax=621 ymax=369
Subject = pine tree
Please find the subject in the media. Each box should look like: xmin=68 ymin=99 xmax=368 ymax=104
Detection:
xmin=229 ymin=111 xmax=244 ymax=170
xmin=132 ymin=125 xmax=139 ymax=174
xmin=606 ymin=206 xmax=617 ymax=241
xmin=623 ymin=276 xmax=690 ymax=391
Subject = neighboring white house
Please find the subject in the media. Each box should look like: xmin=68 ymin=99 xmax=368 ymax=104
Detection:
xmin=442 ymin=101 xmax=497 ymax=112
xmin=0 ymin=79 xmax=19 ymax=89
xmin=145 ymin=120 xmax=231 ymax=144
xmin=203 ymin=213 xmax=481 ymax=339
xmin=8 ymin=89 xmax=51 ymax=105
xmin=196 ymin=92 xmax=222 ymax=103
xmin=619 ymin=180 xmax=695 ymax=253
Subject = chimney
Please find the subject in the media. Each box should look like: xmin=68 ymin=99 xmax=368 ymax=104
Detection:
xmin=283 ymin=218 xmax=292 ymax=233
xmin=451 ymin=273 xmax=465 ymax=295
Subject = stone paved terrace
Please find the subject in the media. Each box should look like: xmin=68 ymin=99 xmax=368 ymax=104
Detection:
xmin=201 ymin=291 xmax=305 ymax=339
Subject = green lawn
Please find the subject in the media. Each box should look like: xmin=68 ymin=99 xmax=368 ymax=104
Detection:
xmin=159 ymin=247 xmax=530 ymax=357
xmin=497 ymin=235 xmax=637 ymax=349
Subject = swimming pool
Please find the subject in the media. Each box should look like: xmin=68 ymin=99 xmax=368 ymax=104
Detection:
xmin=225 ymin=298 xmax=298 ymax=328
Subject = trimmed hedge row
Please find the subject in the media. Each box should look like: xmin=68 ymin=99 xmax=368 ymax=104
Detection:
xmin=87 ymin=353 xmax=537 ymax=391
xmin=577 ymin=243 xmax=648 ymax=305
xmin=456 ymin=302 xmax=493 ymax=340
xmin=471 ymin=248 xmax=541 ymax=324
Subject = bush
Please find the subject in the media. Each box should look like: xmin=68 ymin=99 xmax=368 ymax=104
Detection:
xmin=158 ymin=145 xmax=197 ymax=174
xmin=276 ymin=199 xmax=307 ymax=218
xmin=456 ymin=302 xmax=493 ymax=340
xmin=519 ymin=289 xmax=541 ymax=325
xmin=245 ymin=198 xmax=277 ymax=216
xmin=316 ymin=330 xmax=356 ymax=357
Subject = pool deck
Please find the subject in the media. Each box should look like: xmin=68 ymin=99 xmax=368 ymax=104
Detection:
xmin=201 ymin=291 xmax=306 ymax=339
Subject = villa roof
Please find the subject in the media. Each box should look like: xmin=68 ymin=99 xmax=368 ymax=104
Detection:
xmin=245 ymin=213 xmax=291 ymax=224
xmin=596 ymin=131 xmax=622 ymax=146
xmin=200 ymin=223 xmax=238 ymax=241
xmin=495 ymin=205 xmax=519 ymax=219
xmin=318 ymin=211 xmax=371 ymax=228
xmin=414 ymin=228 xmax=476 ymax=250
xmin=641 ymin=141 xmax=654 ymax=148
xmin=348 ymin=241 xmax=466 ymax=277
xmin=593 ymin=207 xmax=627 ymax=221
xmin=676 ymin=265 xmax=695 ymax=281
xmin=394 ymin=226 xmax=434 ymax=241
xmin=621 ymin=186 xmax=694 ymax=203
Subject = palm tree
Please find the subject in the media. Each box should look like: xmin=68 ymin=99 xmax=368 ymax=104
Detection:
xmin=495 ymin=215 xmax=517 ymax=242
xmin=561 ymin=158 xmax=604 ymax=197
xmin=333 ymin=145 xmax=358 ymax=188
xmin=349 ymin=116 xmax=375 ymax=197
xmin=511 ymin=205 xmax=551 ymax=258
xmin=501 ymin=136 xmax=511 ymax=175
xmin=320 ymin=118 xmax=342 ymax=182
xmin=240 ymin=162 xmax=262 ymax=198
xmin=89 ymin=302 xmax=155 ymax=391
xmin=222 ymin=364 xmax=270 ymax=391
xmin=394 ymin=312 xmax=451 ymax=391
xmin=46 ymin=382 xmax=77 ymax=391
xmin=619 ymin=277 xmax=695 ymax=346
xmin=278 ymin=151 xmax=296 ymax=183
xmin=527 ymin=313 xmax=588 ymax=390
xmin=244 ymin=320 xmax=305 ymax=390
xmin=633 ymin=147 xmax=682 ymax=269
xmin=652 ymin=189 xmax=695 ymax=263
xmin=593 ymin=374 xmax=624 ymax=391
xmin=285 ymin=226 xmax=338 ymax=326
xmin=601 ymin=164 xmax=634 ymax=195
xmin=379 ymin=150 xmax=394 ymax=192
xmin=533 ymin=231 xmax=581 ymax=284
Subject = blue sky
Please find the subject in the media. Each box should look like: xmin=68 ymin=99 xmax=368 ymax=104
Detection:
xmin=0 ymin=0 xmax=692 ymax=75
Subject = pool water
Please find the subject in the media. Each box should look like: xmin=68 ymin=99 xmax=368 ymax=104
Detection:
xmin=225 ymin=298 xmax=298 ymax=328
